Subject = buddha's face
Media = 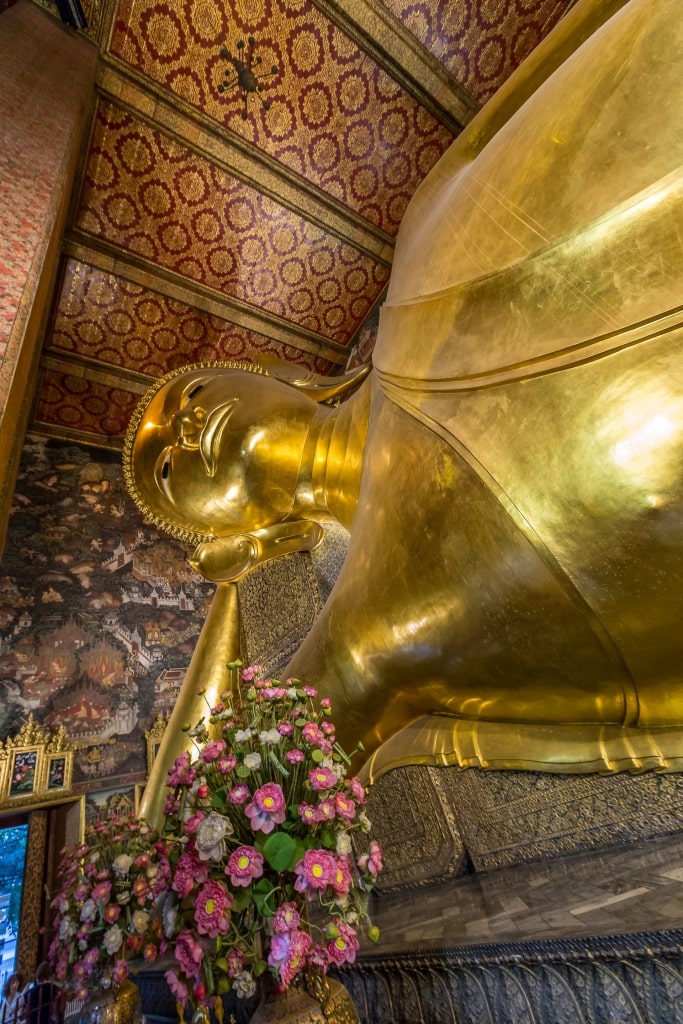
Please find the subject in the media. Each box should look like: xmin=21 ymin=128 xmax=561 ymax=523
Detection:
xmin=127 ymin=367 xmax=316 ymax=540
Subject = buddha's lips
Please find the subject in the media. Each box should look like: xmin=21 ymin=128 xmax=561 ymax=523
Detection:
xmin=200 ymin=399 xmax=240 ymax=477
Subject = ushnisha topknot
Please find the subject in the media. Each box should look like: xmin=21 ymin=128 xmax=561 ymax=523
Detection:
xmin=122 ymin=360 xmax=268 ymax=547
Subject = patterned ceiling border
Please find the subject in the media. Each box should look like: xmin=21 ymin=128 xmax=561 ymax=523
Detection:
xmin=311 ymin=0 xmax=480 ymax=132
xmin=96 ymin=61 xmax=395 ymax=265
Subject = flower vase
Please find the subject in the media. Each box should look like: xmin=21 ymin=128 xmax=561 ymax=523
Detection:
xmin=249 ymin=974 xmax=359 ymax=1024
xmin=76 ymin=980 xmax=142 ymax=1024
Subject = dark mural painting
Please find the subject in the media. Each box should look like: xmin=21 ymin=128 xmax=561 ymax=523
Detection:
xmin=0 ymin=436 xmax=215 ymax=794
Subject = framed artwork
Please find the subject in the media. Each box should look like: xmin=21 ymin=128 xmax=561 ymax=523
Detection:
xmin=46 ymin=752 xmax=72 ymax=793
xmin=7 ymin=747 xmax=41 ymax=799
xmin=0 ymin=715 xmax=75 ymax=810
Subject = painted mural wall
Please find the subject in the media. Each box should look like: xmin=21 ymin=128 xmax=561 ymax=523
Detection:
xmin=0 ymin=435 xmax=216 ymax=805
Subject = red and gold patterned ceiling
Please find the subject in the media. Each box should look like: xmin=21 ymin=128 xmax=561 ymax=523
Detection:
xmin=31 ymin=0 xmax=573 ymax=448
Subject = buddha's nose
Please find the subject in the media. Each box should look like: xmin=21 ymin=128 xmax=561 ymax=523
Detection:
xmin=171 ymin=406 xmax=205 ymax=447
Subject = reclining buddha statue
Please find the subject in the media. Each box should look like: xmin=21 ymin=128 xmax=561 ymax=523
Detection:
xmin=125 ymin=0 xmax=683 ymax=819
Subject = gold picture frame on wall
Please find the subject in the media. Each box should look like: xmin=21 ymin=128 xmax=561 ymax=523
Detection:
xmin=0 ymin=715 xmax=75 ymax=811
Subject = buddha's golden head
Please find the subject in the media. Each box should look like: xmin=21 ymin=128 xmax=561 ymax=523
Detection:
xmin=123 ymin=362 xmax=319 ymax=546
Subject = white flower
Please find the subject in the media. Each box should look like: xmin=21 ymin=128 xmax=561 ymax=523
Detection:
xmin=243 ymin=752 xmax=262 ymax=770
xmin=132 ymin=909 xmax=149 ymax=934
xmin=287 ymin=688 xmax=298 ymax=699
xmin=78 ymin=939 xmax=88 ymax=951
xmin=103 ymin=924 xmax=123 ymax=955
xmin=59 ymin=918 xmax=76 ymax=941
xmin=80 ymin=899 xmax=97 ymax=923
xmin=336 ymin=832 xmax=352 ymax=857
xmin=358 ymin=811 xmax=371 ymax=833
xmin=113 ymin=853 xmax=133 ymax=876
xmin=195 ymin=812 xmax=233 ymax=861
xmin=233 ymin=971 xmax=257 ymax=999
xmin=259 ymin=728 xmax=280 ymax=745
xmin=58 ymin=898 xmax=69 ymax=915
xmin=162 ymin=898 xmax=178 ymax=939
xmin=234 ymin=729 xmax=252 ymax=742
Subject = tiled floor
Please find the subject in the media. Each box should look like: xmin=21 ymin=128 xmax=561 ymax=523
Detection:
xmin=364 ymin=830 xmax=683 ymax=954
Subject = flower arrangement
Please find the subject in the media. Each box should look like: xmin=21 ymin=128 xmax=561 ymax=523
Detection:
xmin=47 ymin=816 xmax=169 ymax=999
xmin=161 ymin=663 xmax=382 ymax=1016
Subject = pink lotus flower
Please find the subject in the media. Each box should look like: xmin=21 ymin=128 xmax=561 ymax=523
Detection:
xmin=226 ymin=948 xmax=244 ymax=978
xmin=245 ymin=782 xmax=286 ymax=834
xmin=302 ymin=722 xmax=325 ymax=747
xmin=167 ymin=751 xmax=196 ymax=787
xmin=293 ymin=849 xmax=336 ymax=893
xmin=358 ymin=839 xmax=383 ymax=878
xmin=268 ymin=929 xmax=312 ymax=986
xmin=298 ymin=802 xmax=320 ymax=826
xmin=227 ymin=846 xmax=264 ymax=887
xmin=165 ymin=970 xmax=188 ymax=1002
xmin=227 ymin=783 xmax=250 ymax=804
xmin=347 ymin=777 xmax=366 ymax=804
xmin=326 ymin=919 xmax=359 ymax=965
xmin=335 ymin=792 xmax=356 ymax=821
xmin=113 ymin=959 xmax=129 ymax=983
xmin=172 ymin=851 xmax=208 ymax=897
xmin=175 ymin=929 xmax=204 ymax=977
xmin=278 ymin=722 xmax=294 ymax=736
xmin=200 ymin=739 xmax=226 ymax=763
xmin=273 ymin=902 xmax=300 ymax=933
xmin=103 ymin=903 xmax=121 ymax=924
xmin=331 ymin=856 xmax=352 ymax=896
xmin=317 ymin=798 xmax=336 ymax=821
xmin=308 ymin=767 xmax=337 ymax=791
xmin=195 ymin=880 xmax=233 ymax=938
xmin=217 ymin=754 xmax=236 ymax=773
xmin=286 ymin=749 xmax=304 ymax=764
xmin=92 ymin=881 xmax=111 ymax=904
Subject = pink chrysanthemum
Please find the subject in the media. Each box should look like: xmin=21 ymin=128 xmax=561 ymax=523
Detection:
xmin=335 ymin=792 xmax=356 ymax=821
xmin=227 ymin=782 xmax=250 ymax=805
xmin=175 ymin=929 xmax=204 ymax=978
xmin=358 ymin=839 xmax=383 ymax=878
xmin=273 ymin=902 xmax=300 ymax=934
xmin=268 ymin=929 xmax=312 ymax=987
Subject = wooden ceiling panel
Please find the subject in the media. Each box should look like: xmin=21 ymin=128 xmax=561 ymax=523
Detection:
xmin=47 ymin=259 xmax=338 ymax=377
xmin=75 ymin=99 xmax=390 ymax=346
xmin=108 ymin=0 xmax=455 ymax=233
xmin=375 ymin=0 xmax=574 ymax=102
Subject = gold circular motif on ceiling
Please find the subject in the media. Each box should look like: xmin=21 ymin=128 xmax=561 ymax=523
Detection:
xmin=139 ymin=182 xmax=173 ymax=217
xmin=104 ymin=310 xmax=134 ymax=336
xmin=338 ymin=71 xmax=369 ymax=114
xmin=226 ymin=197 xmax=256 ymax=232
xmin=103 ymin=194 xmax=137 ymax=229
xmin=189 ymin=0 xmax=224 ymax=42
xmin=73 ymin=321 xmax=104 ymax=347
xmin=192 ymin=210 xmax=222 ymax=242
xmin=309 ymin=135 xmax=339 ymax=172
xmin=309 ymin=249 xmax=334 ymax=276
xmin=271 ymin=225 xmax=298 ymax=255
xmin=299 ymin=84 xmax=332 ymax=127
xmin=290 ymin=28 xmax=323 ymax=75
xmin=144 ymin=11 xmax=183 ymax=59
xmin=264 ymin=100 xmax=295 ymax=140
xmin=280 ymin=258 xmax=306 ymax=286
xmin=176 ymin=169 xmax=209 ymax=205
xmin=350 ymin=167 xmax=377 ymax=200
xmin=118 ymin=136 xmax=154 ymax=176
xmin=345 ymin=122 xmax=373 ymax=159
xmin=239 ymin=235 xmax=267 ymax=266
xmin=135 ymin=300 xmax=163 ymax=326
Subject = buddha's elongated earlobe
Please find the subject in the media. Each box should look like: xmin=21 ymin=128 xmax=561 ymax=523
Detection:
xmin=190 ymin=520 xmax=325 ymax=582
xmin=256 ymin=359 xmax=371 ymax=403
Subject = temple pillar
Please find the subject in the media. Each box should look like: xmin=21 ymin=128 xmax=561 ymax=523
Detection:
xmin=0 ymin=1 xmax=96 ymax=553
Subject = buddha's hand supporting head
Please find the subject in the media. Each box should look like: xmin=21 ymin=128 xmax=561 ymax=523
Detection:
xmin=123 ymin=363 xmax=318 ymax=546
xmin=190 ymin=521 xmax=325 ymax=582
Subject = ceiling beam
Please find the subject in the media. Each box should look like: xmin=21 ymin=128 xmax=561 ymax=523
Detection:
xmin=311 ymin=0 xmax=480 ymax=135
xmin=62 ymin=233 xmax=352 ymax=366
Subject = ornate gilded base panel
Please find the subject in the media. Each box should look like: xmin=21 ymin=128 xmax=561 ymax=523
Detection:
xmin=449 ymin=768 xmax=683 ymax=872
xmin=366 ymin=765 xmax=468 ymax=892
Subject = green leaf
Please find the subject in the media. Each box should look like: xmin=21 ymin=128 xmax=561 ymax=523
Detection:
xmin=311 ymin=749 xmax=324 ymax=763
xmin=215 ymin=957 xmax=228 ymax=972
xmin=295 ymin=718 xmax=307 ymax=728
xmin=262 ymin=831 xmax=297 ymax=871
xmin=253 ymin=880 xmax=277 ymax=916
xmin=210 ymin=786 xmax=228 ymax=809
xmin=236 ymin=765 xmax=251 ymax=779
xmin=253 ymin=960 xmax=268 ymax=978
xmin=232 ymin=888 xmax=252 ymax=912
xmin=320 ymin=828 xmax=336 ymax=850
